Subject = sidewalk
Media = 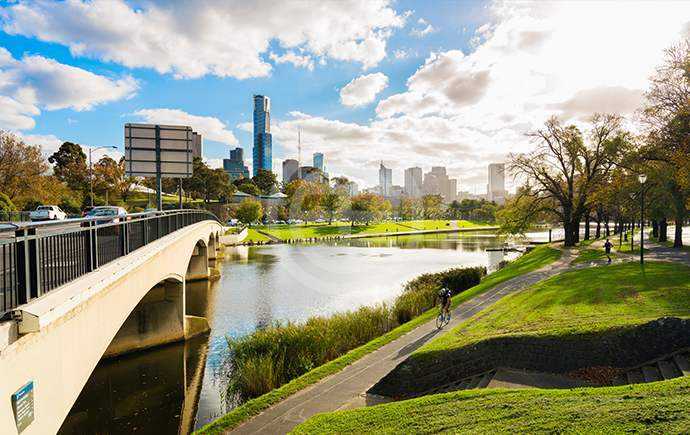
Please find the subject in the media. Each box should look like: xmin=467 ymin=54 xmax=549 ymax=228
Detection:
xmin=228 ymin=248 xmax=577 ymax=434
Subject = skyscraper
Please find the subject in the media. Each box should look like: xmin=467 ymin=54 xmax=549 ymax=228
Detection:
xmin=313 ymin=152 xmax=324 ymax=172
xmin=404 ymin=167 xmax=423 ymax=197
xmin=252 ymin=95 xmax=272 ymax=176
xmin=282 ymin=159 xmax=299 ymax=184
xmin=422 ymin=166 xmax=458 ymax=202
xmin=223 ymin=147 xmax=250 ymax=181
xmin=379 ymin=162 xmax=392 ymax=197
xmin=488 ymin=163 xmax=506 ymax=204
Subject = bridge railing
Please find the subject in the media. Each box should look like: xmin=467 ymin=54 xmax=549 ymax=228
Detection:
xmin=0 ymin=209 xmax=219 ymax=319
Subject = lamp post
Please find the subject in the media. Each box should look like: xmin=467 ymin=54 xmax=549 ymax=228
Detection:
xmin=89 ymin=146 xmax=118 ymax=207
xmin=638 ymin=173 xmax=647 ymax=265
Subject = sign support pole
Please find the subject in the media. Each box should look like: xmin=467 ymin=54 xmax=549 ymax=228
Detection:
xmin=155 ymin=125 xmax=163 ymax=211
xmin=178 ymin=179 xmax=183 ymax=209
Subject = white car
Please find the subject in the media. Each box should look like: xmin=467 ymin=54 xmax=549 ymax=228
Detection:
xmin=29 ymin=205 xmax=67 ymax=221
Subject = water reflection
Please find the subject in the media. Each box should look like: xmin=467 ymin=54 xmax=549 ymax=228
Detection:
xmin=63 ymin=232 xmax=523 ymax=434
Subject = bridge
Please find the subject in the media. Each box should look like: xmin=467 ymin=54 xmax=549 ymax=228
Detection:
xmin=0 ymin=210 xmax=224 ymax=434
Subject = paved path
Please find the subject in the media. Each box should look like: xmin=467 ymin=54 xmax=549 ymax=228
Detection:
xmin=229 ymin=248 xmax=577 ymax=434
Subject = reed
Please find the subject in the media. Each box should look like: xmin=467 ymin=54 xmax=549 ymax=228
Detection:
xmin=225 ymin=266 xmax=485 ymax=400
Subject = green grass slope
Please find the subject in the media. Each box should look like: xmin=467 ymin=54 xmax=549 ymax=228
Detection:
xmin=293 ymin=261 xmax=690 ymax=434
xmin=293 ymin=377 xmax=690 ymax=434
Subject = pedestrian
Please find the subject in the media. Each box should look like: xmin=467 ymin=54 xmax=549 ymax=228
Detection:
xmin=604 ymin=238 xmax=613 ymax=264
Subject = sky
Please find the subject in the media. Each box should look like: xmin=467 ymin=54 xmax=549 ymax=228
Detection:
xmin=0 ymin=0 xmax=689 ymax=194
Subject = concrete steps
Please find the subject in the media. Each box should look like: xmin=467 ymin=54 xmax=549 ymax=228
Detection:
xmin=614 ymin=348 xmax=690 ymax=386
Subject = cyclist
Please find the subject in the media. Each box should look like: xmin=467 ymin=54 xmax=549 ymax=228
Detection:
xmin=438 ymin=287 xmax=452 ymax=319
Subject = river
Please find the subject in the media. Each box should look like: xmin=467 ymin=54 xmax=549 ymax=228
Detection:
xmin=59 ymin=231 xmax=523 ymax=434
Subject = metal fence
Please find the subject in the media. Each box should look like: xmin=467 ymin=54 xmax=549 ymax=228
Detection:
xmin=0 ymin=209 xmax=218 ymax=319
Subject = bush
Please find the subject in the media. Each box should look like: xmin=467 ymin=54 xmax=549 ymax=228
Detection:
xmin=225 ymin=266 xmax=486 ymax=400
xmin=0 ymin=192 xmax=15 ymax=212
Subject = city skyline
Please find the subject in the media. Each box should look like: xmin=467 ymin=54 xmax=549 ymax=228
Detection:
xmin=0 ymin=1 xmax=687 ymax=192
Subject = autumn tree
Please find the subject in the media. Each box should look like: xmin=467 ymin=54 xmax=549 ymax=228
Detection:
xmin=421 ymin=194 xmax=444 ymax=219
xmin=640 ymin=40 xmax=690 ymax=248
xmin=0 ymin=131 xmax=48 ymax=208
xmin=398 ymin=196 xmax=420 ymax=220
xmin=508 ymin=114 xmax=626 ymax=246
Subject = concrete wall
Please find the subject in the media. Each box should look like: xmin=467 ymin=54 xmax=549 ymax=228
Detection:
xmin=0 ymin=220 xmax=222 ymax=435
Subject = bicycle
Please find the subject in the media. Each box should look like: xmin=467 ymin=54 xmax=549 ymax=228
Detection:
xmin=436 ymin=306 xmax=451 ymax=329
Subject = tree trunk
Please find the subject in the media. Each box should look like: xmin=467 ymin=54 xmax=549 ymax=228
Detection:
xmin=671 ymin=187 xmax=686 ymax=248
xmin=652 ymin=220 xmax=659 ymax=239
xmin=659 ymin=218 xmax=668 ymax=242
xmin=563 ymin=221 xmax=577 ymax=247
xmin=674 ymin=221 xmax=683 ymax=248
xmin=595 ymin=220 xmax=601 ymax=239
xmin=605 ymin=218 xmax=610 ymax=237
xmin=584 ymin=215 xmax=590 ymax=240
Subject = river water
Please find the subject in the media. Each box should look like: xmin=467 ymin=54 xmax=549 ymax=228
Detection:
xmin=60 ymin=231 xmax=522 ymax=434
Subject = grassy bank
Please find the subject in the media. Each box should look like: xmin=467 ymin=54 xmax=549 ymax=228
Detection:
xmin=196 ymin=245 xmax=561 ymax=434
xmin=294 ymin=261 xmax=690 ymax=433
xmin=293 ymin=377 xmax=690 ymax=434
xmin=254 ymin=219 xmax=485 ymax=241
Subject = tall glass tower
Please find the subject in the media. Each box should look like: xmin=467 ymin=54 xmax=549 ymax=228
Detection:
xmin=253 ymin=95 xmax=272 ymax=176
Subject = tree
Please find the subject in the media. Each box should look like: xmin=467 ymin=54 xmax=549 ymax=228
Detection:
xmin=238 ymin=182 xmax=261 ymax=196
xmin=421 ymin=194 xmax=444 ymax=219
xmin=252 ymin=169 xmax=277 ymax=195
xmin=236 ymin=198 xmax=263 ymax=226
xmin=398 ymin=196 xmax=420 ymax=220
xmin=183 ymin=158 xmax=235 ymax=202
xmin=346 ymin=193 xmax=387 ymax=225
xmin=641 ymin=40 xmax=690 ymax=248
xmin=48 ymin=142 xmax=88 ymax=193
xmin=0 ymin=131 xmax=48 ymax=207
xmin=321 ymin=191 xmax=344 ymax=224
xmin=447 ymin=200 xmax=462 ymax=219
xmin=509 ymin=114 xmax=626 ymax=246
xmin=93 ymin=156 xmax=121 ymax=204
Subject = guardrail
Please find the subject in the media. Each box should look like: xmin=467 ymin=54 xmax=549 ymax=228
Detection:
xmin=0 ymin=209 xmax=219 ymax=319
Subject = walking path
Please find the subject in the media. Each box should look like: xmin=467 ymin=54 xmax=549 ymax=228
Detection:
xmin=229 ymin=248 xmax=577 ymax=434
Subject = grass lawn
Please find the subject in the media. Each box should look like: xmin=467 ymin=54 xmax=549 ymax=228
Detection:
xmin=243 ymin=228 xmax=271 ymax=243
xmin=293 ymin=261 xmax=690 ymax=433
xmin=257 ymin=220 xmax=488 ymax=241
xmin=195 ymin=245 xmax=562 ymax=434
xmin=573 ymin=248 xmax=614 ymax=263
xmin=293 ymin=377 xmax=690 ymax=434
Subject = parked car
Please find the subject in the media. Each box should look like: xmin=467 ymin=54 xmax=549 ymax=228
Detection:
xmin=226 ymin=218 xmax=239 ymax=226
xmin=81 ymin=206 xmax=95 ymax=217
xmin=85 ymin=206 xmax=128 ymax=224
xmin=29 ymin=205 xmax=67 ymax=221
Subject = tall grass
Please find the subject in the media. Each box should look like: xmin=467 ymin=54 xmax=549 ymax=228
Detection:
xmin=225 ymin=266 xmax=485 ymax=400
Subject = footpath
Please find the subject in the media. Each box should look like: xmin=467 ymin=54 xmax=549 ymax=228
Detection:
xmin=227 ymin=248 xmax=577 ymax=434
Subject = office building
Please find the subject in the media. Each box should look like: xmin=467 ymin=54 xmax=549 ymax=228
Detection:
xmin=313 ymin=152 xmax=324 ymax=172
xmin=379 ymin=162 xmax=392 ymax=197
xmin=223 ymin=147 xmax=250 ymax=181
xmin=300 ymin=166 xmax=328 ymax=184
xmin=282 ymin=159 xmax=299 ymax=184
xmin=346 ymin=181 xmax=359 ymax=197
xmin=252 ymin=95 xmax=272 ymax=176
xmin=488 ymin=163 xmax=506 ymax=204
xmin=192 ymin=132 xmax=203 ymax=158
xmin=422 ymin=166 xmax=458 ymax=202
xmin=404 ymin=167 xmax=423 ymax=198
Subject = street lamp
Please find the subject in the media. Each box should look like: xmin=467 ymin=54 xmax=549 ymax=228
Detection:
xmin=638 ymin=173 xmax=647 ymax=265
xmin=89 ymin=146 xmax=118 ymax=207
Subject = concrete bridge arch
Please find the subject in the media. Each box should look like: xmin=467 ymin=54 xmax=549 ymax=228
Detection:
xmin=0 ymin=219 xmax=223 ymax=434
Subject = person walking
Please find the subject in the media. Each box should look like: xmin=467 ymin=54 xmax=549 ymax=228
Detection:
xmin=604 ymin=239 xmax=613 ymax=264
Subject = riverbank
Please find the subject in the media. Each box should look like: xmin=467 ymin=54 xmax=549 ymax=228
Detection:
xmin=230 ymin=219 xmax=496 ymax=245
xmin=196 ymin=244 xmax=562 ymax=434
xmin=293 ymin=261 xmax=690 ymax=433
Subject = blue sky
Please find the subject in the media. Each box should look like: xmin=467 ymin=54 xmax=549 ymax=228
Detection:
xmin=1 ymin=1 xmax=688 ymax=191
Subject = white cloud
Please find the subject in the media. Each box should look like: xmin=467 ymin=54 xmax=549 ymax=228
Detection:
xmin=1 ymin=0 xmax=407 ymax=79
xmin=340 ymin=72 xmax=389 ymax=107
xmin=410 ymin=18 xmax=436 ymax=38
xmin=269 ymin=51 xmax=315 ymax=71
xmin=133 ymin=108 xmax=238 ymax=146
xmin=0 ymin=46 xmax=137 ymax=131
xmin=393 ymin=49 xmax=409 ymax=60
